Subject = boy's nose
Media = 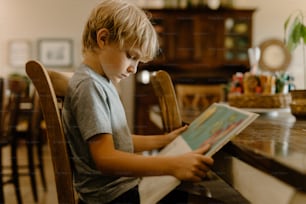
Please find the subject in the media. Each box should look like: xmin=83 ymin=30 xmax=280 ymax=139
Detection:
xmin=127 ymin=64 xmax=138 ymax=74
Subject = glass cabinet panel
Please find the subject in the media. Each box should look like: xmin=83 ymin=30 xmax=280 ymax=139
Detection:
xmin=224 ymin=14 xmax=252 ymax=65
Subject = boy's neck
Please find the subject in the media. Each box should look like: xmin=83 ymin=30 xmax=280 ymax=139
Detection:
xmin=83 ymin=53 xmax=106 ymax=77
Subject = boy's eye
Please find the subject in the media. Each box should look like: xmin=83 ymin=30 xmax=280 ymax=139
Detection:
xmin=126 ymin=52 xmax=139 ymax=60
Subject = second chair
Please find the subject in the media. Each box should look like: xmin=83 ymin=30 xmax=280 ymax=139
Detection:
xmin=0 ymin=76 xmax=47 ymax=204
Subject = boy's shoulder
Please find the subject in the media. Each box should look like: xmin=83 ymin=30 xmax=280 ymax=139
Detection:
xmin=72 ymin=65 xmax=110 ymax=89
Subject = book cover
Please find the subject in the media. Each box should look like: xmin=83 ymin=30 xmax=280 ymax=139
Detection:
xmin=139 ymin=103 xmax=259 ymax=204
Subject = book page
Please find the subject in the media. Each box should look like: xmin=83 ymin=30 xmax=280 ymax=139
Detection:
xmin=181 ymin=103 xmax=258 ymax=156
xmin=139 ymin=103 xmax=258 ymax=204
xmin=139 ymin=136 xmax=191 ymax=204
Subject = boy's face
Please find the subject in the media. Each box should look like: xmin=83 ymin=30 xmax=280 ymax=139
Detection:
xmin=98 ymin=43 xmax=141 ymax=83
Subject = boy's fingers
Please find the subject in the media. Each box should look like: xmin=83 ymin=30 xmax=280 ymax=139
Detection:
xmin=174 ymin=125 xmax=188 ymax=134
xmin=193 ymin=143 xmax=211 ymax=154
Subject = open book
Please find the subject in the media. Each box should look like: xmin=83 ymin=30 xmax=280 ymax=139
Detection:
xmin=139 ymin=103 xmax=259 ymax=204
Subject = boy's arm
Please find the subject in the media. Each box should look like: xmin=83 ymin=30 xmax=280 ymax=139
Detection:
xmin=88 ymin=133 xmax=213 ymax=182
xmin=132 ymin=125 xmax=188 ymax=152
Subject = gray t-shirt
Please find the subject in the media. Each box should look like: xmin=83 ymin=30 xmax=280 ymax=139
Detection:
xmin=62 ymin=64 xmax=139 ymax=203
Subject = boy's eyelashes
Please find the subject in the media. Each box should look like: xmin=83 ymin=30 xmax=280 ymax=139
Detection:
xmin=126 ymin=52 xmax=139 ymax=61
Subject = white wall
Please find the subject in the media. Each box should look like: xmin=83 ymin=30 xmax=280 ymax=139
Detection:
xmin=235 ymin=0 xmax=306 ymax=89
xmin=0 ymin=0 xmax=101 ymax=76
xmin=1 ymin=0 xmax=306 ymax=130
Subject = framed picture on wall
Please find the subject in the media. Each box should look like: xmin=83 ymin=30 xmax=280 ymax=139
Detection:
xmin=8 ymin=40 xmax=32 ymax=68
xmin=38 ymin=39 xmax=73 ymax=67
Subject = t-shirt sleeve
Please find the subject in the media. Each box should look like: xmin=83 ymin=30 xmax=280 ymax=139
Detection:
xmin=70 ymin=79 xmax=112 ymax=141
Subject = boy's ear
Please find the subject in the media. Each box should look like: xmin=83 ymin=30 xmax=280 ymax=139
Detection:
xmin=97 ymin=28 xmax=109 ymax=48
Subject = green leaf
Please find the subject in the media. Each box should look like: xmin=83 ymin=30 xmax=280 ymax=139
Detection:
xmin=285 ymin=14 xmax=305 ymax=52
xmin=293 ymin=22 xmax=303 ymax=42
xmin=284 ymin=12 xmax=294 ymax=34
xmin=302 ymin=25 xmax=306 ymax=44
xmin=287 ymin=22 xmax=300 ymax=51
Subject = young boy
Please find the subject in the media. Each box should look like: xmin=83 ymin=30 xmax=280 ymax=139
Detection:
xmin=62 ymin=0 xmax=214 ymax=203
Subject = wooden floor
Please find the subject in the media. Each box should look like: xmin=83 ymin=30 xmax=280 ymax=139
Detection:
xmin=2 ymin=143 xmax=249 ymax=204
xmin=2 ymin=143 xmax=58 ymax=204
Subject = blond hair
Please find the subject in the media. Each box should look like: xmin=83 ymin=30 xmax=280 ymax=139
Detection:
xmin=82 ymin=0 xmax=159 ymax=63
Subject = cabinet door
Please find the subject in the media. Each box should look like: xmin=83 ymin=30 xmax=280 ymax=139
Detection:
xmin=193 ymin=14 xmax=223 ymax=67
xmin=150 ymin=11 xmax=197 ymax=63
xmin=150 ymin=13 xmax=167 ymax=63
xmin=149 ymin=10 xmax=226 ymax=68
xmin=134 ymin=82 xmax=162 ymax=135
xmin=223 ymin=11 xmax=253 ymax=66
xmin=168 ymin=14 xmax=195 ymax=62
xmin=148 ymin=9 xmax=254 ymax=68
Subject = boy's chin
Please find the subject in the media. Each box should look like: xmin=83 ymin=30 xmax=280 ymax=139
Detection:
xmin=112 ymin=78 xmax=122 ymax=84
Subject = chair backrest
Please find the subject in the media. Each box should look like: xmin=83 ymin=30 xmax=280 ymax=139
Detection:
xmin=0 ymin=77 xmax=28 ymax=143
xmin=150 ymin=70 xmax=182 ymax=133
xmin=0 ymin=78 xmax=4 ymax=118
xmin=28 ymin=91 xmax=44 ymax=142
xmin=25 ymin=60 xmax=75 ymax=204
xmin=0 ymin=78 xmax=6 ymax=137
xmin=175 ymin=84 xmax=224 ymax=116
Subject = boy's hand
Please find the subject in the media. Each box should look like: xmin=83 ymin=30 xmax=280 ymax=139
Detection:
xmin=170 ymin=144 xmax=214 ymax=182
xmin=193 ymin=143 xmax=212 ymax=155
xmin=166 ymin=125 xmax=188 ymax=142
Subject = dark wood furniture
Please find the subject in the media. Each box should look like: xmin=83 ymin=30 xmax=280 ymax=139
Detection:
xmin=148 ymin=8 xmax=255 ymax=70
xmin=1 ymin=76 xmax=48 ymax=204
xmin=213 ymin=113 xmax=306 ymax=203
xmin=0 ymin=77 xmax=25 ymax=204
xmin=15 ymin=87 xmax=48 ymax=203
xmin=26 ymin=60 xmax=76 ymax=204
xmin=150 ymin=70 xmax=182 ymax=133
xmin=134 ymin=8 xmax=255 ymax=134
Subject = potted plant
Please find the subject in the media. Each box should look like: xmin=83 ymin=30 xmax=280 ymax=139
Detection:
xmin=284 ymin=10 xmax=306 ymax=88
xmin=284 ymin=11 xmax=306 ymax=117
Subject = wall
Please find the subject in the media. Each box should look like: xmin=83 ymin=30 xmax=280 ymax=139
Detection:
xmin=1 ymin=0 xmax=306 ymax=130
xmin=235 ymin=0 xmax=306 ymax=89
xmin=0 ymin=0 xmax=100 ymax=76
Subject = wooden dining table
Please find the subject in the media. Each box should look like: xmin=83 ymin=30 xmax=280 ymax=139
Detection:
xmin=150 ymin=106 xmax=306 ymax=204
xmin=213 ymin=110 xmax=306 ymax=204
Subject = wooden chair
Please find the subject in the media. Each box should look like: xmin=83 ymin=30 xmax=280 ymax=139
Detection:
xmin=150 ymin=70 xmax=183 ymax=133
xmin=12 ymin=78 xmax=49 ymax=202
xmin=175 ymin=84 xmax=224 ymax=117
xmin=29 ymin=91 xmax=48 ymax=193
xmin=0 ymin=78 xmax=14 ymax=203
xmin=0 ymin=75 xmax=49 ymax=204
xmin=25 ymin=60 xmax=76 ymax=204
xmin=0 ymin=77 xmax=29 ymax=204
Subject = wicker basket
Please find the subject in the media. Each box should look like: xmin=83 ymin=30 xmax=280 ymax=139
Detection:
xmin=228 ymin=93 xmax=292 ymax=108
xmin=290 ymin=100 xmax=306 ymax=118
xmin=289 ymin=90 xmax=306 ymax=118
xmin=290 ymin=89 xmax=306 ymax=100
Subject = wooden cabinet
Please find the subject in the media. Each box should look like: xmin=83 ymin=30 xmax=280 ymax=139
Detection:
xmin=151 ymin=9 xmax=222 ymax=68
xmin=133 ymin=81 xmax=163 ymax=135
xmin=134 ymin=8 xmax=255 ymax=134
xmin=223 ymin=11 xmax=254 ymax=65
xmin=149 ymin=8 xmax=255 ymax=70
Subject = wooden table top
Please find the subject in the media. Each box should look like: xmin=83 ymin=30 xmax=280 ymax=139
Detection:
xmin=221 ymin=112 xmax=306 ymax=192
xmin=150 ymin=105 xmax=306 ymax=192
